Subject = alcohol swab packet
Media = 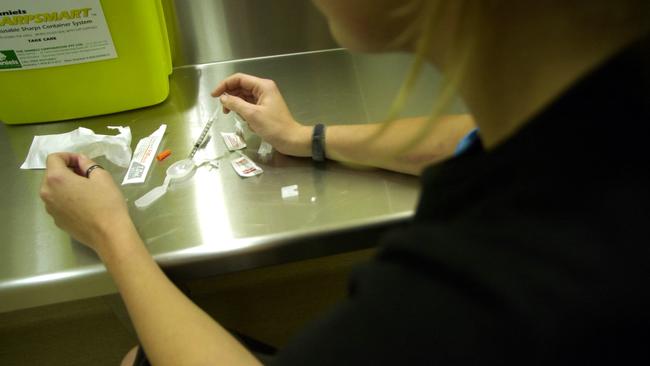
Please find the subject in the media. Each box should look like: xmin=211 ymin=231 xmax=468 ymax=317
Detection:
xmin=230 ymin=153 xmax=263 ymax=177
xmin=122 ymin=124 xmax=166 ymax=185
xmin=221 ymin=132 xmax=247 ymax=151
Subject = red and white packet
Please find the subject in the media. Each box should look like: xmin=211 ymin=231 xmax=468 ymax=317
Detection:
xmin=230 ymin=153 xmax=263 ymax=177
xmin=221 ymin=132 xmax=246 ymax=151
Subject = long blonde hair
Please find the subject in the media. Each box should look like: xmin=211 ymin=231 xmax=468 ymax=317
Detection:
xmin=362 ymin=0 xmax=648 ymax=162
xmin=364 ymin=0 xmax=479 ymax=161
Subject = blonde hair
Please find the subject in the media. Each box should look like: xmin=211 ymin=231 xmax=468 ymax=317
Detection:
xmin=324 ymin=0 xmax=650 ymax=171
xmin=364 ymin=1 xmax=479 ymax=162
xmin=361 ymin=0 xmax=648 ymax=163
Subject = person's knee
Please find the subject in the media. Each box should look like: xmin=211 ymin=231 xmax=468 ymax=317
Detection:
xmin=120 ymin=346 xmax=139 ymax=366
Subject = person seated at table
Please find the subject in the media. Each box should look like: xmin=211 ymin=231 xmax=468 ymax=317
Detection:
xmin=39 ymin=0 xmax=649 ymax=365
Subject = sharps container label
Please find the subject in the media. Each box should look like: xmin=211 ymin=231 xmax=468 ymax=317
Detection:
xmin=0 ymin=0 xmax=117 ymax=71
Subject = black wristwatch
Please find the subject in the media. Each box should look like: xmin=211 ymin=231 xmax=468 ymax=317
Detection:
xmin=311 ymin=123 xmax=326 ymax=162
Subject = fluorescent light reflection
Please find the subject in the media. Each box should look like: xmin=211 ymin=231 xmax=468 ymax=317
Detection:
xmin=192 ymin=167 xmax=237 ymax=252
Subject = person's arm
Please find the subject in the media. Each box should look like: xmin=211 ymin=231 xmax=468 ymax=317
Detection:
xmin=211 ymin=73 xmax=476 ymax=176
xmin=322 ymin=115 xmax=475 ymax=175
xmin=40 ymin=153 xmax=261 ymax=366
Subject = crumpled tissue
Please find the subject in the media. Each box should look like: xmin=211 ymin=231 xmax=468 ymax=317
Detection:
xmin=20 ymin=126 xmax=132 ymax=169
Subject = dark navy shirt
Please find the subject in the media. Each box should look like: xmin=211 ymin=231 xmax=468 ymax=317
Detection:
xmin=274 ymin=36 xmax=650 ymax=365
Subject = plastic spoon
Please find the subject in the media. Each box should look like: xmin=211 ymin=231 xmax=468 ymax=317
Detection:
xmin=134 ymin=158 xmax=196 ymax=208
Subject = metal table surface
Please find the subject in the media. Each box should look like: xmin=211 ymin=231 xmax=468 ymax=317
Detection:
xmin=0 ymin=49 xmax=458 ymax=313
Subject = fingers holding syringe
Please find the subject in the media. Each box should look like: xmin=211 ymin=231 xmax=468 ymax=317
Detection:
xmin=212 ymin=73 xmax=263 ymax=98
xmin=211 ymin=73 xmax=279 ymax=108
xmin=211 ymin=73 xmax=308 ymax=153
xmin=221 ymin=90 xmax=257 ymax=113
xmin=219 ymin=94 xmax=258 ymax=122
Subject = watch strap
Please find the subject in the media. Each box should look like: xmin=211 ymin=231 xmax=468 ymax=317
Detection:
xmin=311 ymin=123 xmax=326 ymax=162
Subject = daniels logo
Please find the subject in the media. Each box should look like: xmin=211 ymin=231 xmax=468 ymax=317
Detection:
xmin=0 ymin=9 xmax=27 ymax=16
xmin=0 ymin=50 xmax=21 ymax=69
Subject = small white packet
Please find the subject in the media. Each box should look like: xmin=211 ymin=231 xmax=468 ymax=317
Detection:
xmin=122 ymin=124 xmax=167 ymax=185
xmin=234 ymin=119 xmax=246 ymax=139
xmin=230 ymin=153 xmax=263 ymax=177
xmin=281 ymin=184 xmax=299 ymax=199
xmin=20 ymin=126 xmax=132 ymax=169
xmin=221 ymin=132 xmax=247 ymax=151
xmin=257 ymin=140 xmax=273 ymax=162
xmin=258 ymin=140 xmax=273 ymax=157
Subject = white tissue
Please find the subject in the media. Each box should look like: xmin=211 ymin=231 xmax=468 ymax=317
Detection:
xmin=20 ymin=126 xmax=132 ymax=169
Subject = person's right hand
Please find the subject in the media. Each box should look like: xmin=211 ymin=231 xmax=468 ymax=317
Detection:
xmin=39 ymin=153 xmax=135 ymax=257
xmin=211 ymin=73 xmax=312 ymax=157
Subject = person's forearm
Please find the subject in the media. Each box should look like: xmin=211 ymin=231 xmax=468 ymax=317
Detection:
xmin=322 ymin=114 xmax=476 ymax=175
xmin=98 ymin=221 xmax=260 ymax=366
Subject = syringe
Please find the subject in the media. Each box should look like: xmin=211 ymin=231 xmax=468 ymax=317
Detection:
xmin=136 ymin=105 xmax=222 ymax=209
xmin=188 ymin=107 xmax=221 ymax=159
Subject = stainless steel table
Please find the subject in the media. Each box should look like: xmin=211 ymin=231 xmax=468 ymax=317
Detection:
xmin=0 ymin=49 xmax=462 ymax=313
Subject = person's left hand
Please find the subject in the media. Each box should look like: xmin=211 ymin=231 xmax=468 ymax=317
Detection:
xmin=39 ymin=153 xmax=132 ymax=253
